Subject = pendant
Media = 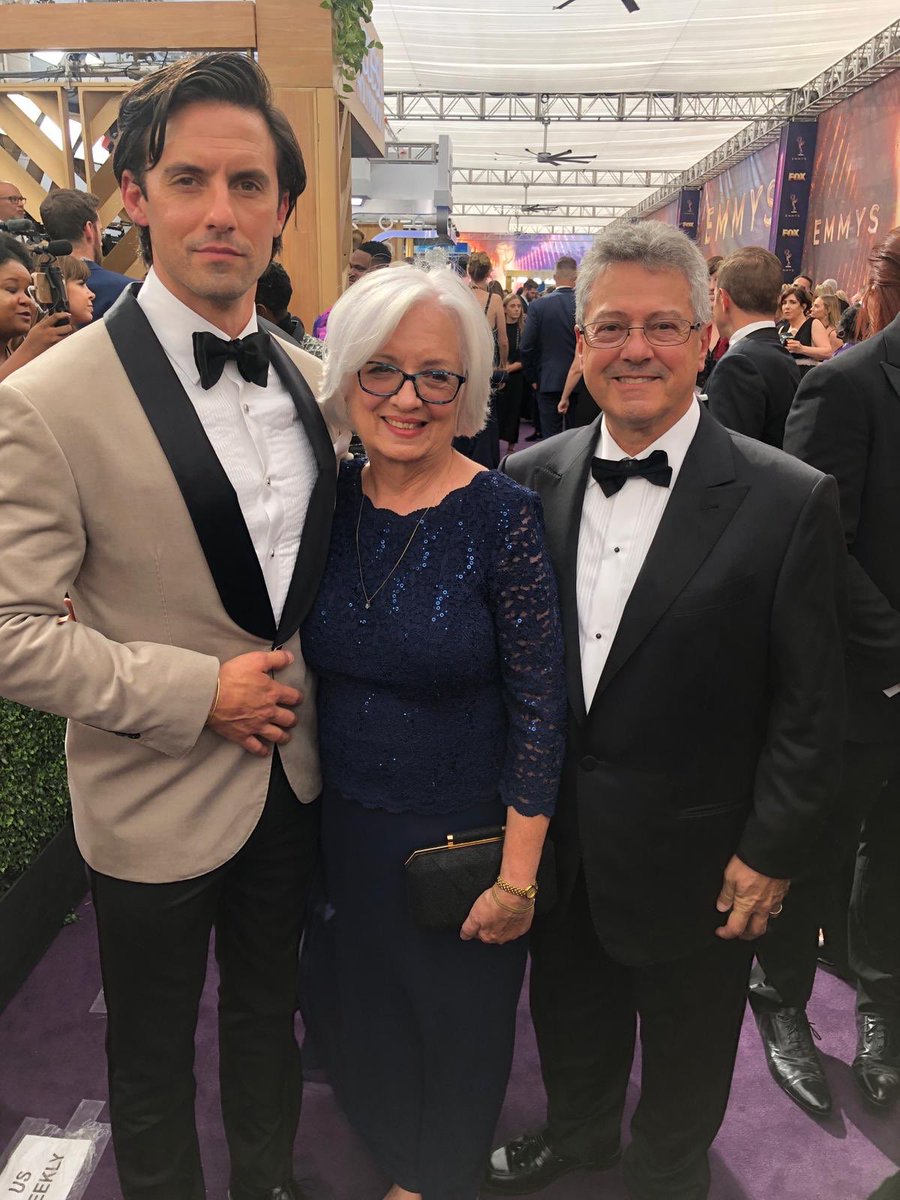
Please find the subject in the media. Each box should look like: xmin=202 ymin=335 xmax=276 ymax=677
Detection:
xmin=365 ymin=602 xmax=370 ymax=610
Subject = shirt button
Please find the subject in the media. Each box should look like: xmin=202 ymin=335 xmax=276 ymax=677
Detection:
xmin=594 ymin=632 xmax=602 ymax=640
xmin=270 ymin=549 xmax=275 ymax=558
xmin=613 ymin=546 xmax=620 ymax=553
xmin=242 ymin=403 xmax=249 ymax=413
xmin=265 ymin=476 xmax=271 ymax=486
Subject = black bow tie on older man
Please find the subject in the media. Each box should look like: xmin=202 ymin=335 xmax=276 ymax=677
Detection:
xmin=192 ymin=329 xmax=271 ymax=390
xmin=591 ymin=449 xmax=673 ymax=497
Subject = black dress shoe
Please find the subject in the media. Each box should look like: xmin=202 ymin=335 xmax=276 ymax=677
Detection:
xmin=524 ymin=432 xmax=543 ymax=442
xmin=755 ymin=1006 xmax=832 ymax=1117
xmin=482 ymin=1129 xmax=620 ymax=1194
xmin=853 ymin=1014 xmax=900 ymax=1108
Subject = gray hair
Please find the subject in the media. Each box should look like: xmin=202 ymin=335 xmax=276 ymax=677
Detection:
xmin=321 ymin=263 xmax=494 ymax=438
xmin=575 ymin=221 xmax=712 ymax=326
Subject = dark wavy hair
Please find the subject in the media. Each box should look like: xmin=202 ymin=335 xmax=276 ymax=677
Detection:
xmin=858 ymin=226 xmax=900 ymax=339
xmin=112 ymin=52 xmax=306 ymax=265
xmin=0 ymin=232 xmax=33 ymax=273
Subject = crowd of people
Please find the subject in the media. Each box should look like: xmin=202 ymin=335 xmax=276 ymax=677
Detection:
xmin=0 ymin=47 xmax=899 ymax=1200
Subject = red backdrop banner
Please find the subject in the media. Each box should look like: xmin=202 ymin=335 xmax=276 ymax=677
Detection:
xmin=698 ymin=142 xmax=779 ymax=258
xmin=802 ymin=71 xmax=900 ymax=293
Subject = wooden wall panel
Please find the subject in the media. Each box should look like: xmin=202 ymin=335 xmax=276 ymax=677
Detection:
xmin=0 ymin=3 xmax=257 ymax=54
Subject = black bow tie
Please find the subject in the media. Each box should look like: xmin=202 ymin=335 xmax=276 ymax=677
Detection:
xmin=192 ymin=329 xmax=271 ymax=390
xmin=591 ymin=449 xmax=672 ymax=497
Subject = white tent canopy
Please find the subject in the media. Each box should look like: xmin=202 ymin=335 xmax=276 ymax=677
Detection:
xmin=371 ymin=0 xmax=900 ymax=232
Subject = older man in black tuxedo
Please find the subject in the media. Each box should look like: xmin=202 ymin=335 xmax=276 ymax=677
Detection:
xmin=706 ymin=246 xmax=800 ymax=448
xmin=484 ymin=221 xmax=845 ymax=1200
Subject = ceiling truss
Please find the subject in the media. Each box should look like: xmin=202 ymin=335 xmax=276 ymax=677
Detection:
xmin=455 ymin=203 xmax=629 ymax=219
xmin=453 ymin=166 xmax=680 ymax=188
xmin=385 ymin=91 xmax=792 ymax=124
xmin=631 ymin=16 xmax=900 ymax=219
xmin=381 ymin=146 xmax=679 ymax=189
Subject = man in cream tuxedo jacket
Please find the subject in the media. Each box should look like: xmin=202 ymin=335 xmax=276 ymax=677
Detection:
xmin=0 ymin=54 xmax=339 ymax=1200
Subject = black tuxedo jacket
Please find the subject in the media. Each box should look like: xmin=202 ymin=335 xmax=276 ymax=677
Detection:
xmin=503 ymin=407 xmax=846 ymax=965
xmin=520 ymin=287 xmax=577 ymax=393
xmin=705 ymin=326 xmax=800 ymax=448
xmin=784 ymin=315 xmax=900 ymax=744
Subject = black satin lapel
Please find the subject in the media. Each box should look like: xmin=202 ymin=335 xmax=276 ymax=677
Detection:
xmin=265 ymin=331 xmax=337 ymax=642
xmin=589 ymin=415 xmax=749 ymax=712
xmin=104 ymin=286 xmax=275 ymax=640
xmin=535 ymin=425 xmax=598 ymax=725
xmin=882 ymin=361 xmax=900 ymax=404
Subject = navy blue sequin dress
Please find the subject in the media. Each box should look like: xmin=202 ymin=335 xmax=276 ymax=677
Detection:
xmin=301 ymin=459 xmax=565 ymax=1200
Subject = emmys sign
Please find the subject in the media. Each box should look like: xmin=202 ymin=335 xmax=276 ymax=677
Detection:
xmin=770 ymin=121 xmax=818 ymax=281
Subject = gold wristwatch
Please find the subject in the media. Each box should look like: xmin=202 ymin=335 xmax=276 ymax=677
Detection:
xmin=495 ymin=875 xmax=538 ymax=901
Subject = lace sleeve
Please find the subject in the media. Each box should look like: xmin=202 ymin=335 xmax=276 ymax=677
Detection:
xmin=487 ymin=486 xmax=567 ymax=817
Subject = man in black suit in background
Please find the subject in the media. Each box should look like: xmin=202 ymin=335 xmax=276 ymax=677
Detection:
xmin=519 ymin=277 xmax=539 ymax=312
xmin=706 ymin=247 xmax=800 ymax=447
xmin=520 ymin=255 xmax=578 ymax=439
xmin=768 ymin=304 xmax=900 ymax=1113
xmin=484 ymin=221 xmax=845 ymax=1200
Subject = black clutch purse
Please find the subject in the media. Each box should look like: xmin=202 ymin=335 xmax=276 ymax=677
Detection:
xmin=404 ymin=825 xmax=557 ymax=931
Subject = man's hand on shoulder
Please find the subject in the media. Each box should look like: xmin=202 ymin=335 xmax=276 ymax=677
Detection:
xmin=715 ymin=854 xmax=790 ymax=941
xmin=206 ymin=649 xmax=301 ymax=757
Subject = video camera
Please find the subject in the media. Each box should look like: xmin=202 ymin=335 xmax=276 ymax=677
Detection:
xmin=0 ymin=217 xmax=73 ymax=315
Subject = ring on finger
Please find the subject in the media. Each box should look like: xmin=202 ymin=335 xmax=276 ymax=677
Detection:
xmin=768 ymin=904 xmax=784 ymax=917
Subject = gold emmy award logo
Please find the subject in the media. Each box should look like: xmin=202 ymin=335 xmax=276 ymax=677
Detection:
xmin=795 ymin=136 xmax=806 ymax=160
xmin=784 ymin=249 xmax=794 ymax=270
xmin=789 ymin=194 xmax=800 ymax=216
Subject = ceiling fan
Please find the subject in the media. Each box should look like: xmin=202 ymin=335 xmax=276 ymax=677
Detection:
xmin=518 ymin=185 xmax=558 ymax=215
xmin=555 ymin=0 xmax=639 ymax=10
xmin=496 ymin=118 xmax=597 ymax=167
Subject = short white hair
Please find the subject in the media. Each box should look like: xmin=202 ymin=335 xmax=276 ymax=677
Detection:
xmin=321 ymin=264 xmax=494 ymax=438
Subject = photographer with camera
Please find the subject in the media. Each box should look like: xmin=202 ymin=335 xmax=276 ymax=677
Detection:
xmin=0 ymin=233 xmax=73 ymax=382
xmin=40 ymin=188 xmax=131 ymax=318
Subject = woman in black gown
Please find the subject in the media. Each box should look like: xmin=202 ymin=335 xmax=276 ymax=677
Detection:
xmin=776 ymin=284 xmax=832 ymax=376
xmin=498 ymin=292 xmax=526 ymax=451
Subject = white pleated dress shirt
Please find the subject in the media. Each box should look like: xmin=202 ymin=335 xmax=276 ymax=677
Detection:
xmin=138 ymin=269 xmax=317 ymax=625
xmin=577 ymin=400 xmax=701 ymax=710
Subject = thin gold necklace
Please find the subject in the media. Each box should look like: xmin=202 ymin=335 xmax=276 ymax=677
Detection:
xmin=355 ymin=495 xmax=431 ymax=610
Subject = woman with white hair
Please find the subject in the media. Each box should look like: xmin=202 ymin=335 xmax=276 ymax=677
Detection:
xmin=300 ymin=263 xmax=566 ymax=1200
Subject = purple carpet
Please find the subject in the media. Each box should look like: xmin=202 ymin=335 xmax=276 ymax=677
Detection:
xmin=1 ymin=897 xmax=897 ymax=1200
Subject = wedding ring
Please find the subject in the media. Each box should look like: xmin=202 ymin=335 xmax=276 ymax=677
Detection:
xmin=768 ymin=904 xmax=784 ymax=917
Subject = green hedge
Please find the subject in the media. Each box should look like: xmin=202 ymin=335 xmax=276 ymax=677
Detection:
xmin=0 ymin=699 xmax=70 ymax=895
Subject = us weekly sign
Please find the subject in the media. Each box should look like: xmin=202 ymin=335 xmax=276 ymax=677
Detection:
xmin=0 ymin=1135 xmax=91 ymax=1198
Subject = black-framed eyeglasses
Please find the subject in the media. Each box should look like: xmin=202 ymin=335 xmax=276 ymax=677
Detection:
xmin=357 ymin=361 xmax=467 ymax=405
xmin=578 ymin=318 xmax=702 ymax=349
xmin=0 ymin=194 xmax=25 ymax=205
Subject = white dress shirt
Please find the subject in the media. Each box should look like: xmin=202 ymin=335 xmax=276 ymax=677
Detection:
xmin=137 ymin=268 xmax=317 ymax=625
xmin=725 ymin=319 xmax=776 ymax=351
xmin=577 ymin=400 xmax=702 ymax=709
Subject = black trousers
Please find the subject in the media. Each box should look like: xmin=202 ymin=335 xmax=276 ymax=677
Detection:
xmin=89 ymin=754 xmax=319 ymax=1200
xmin=536 ymin=391 xmax=566 ymax=439
xmin=752 ymin=740 xmax=900 ymax=1018
xmin=530 ymin=871 xmax=752 ymax=1200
